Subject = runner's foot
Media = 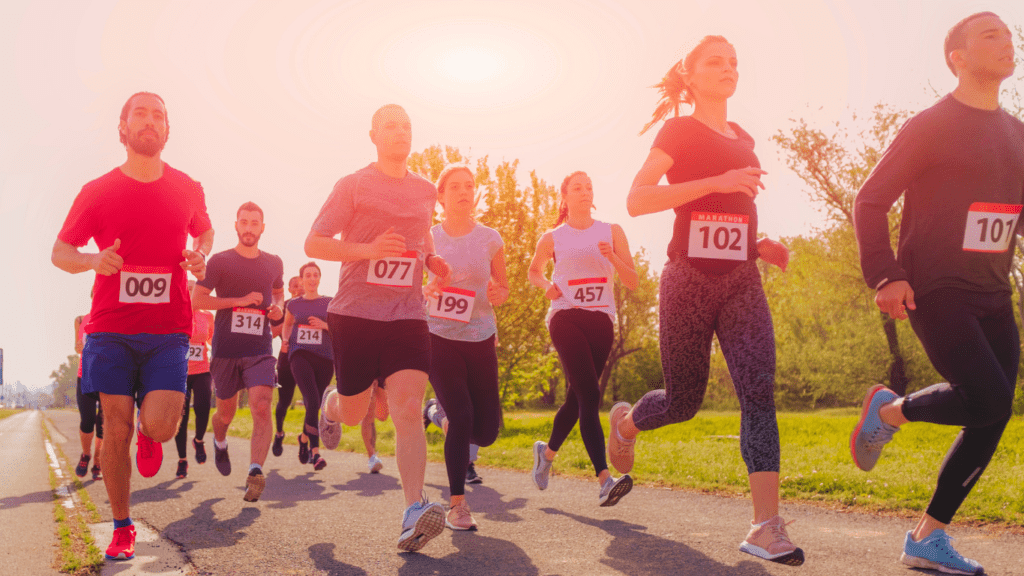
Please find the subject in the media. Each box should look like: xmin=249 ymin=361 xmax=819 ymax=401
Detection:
xmin=422 ymin=398 xmax=437 ymax=430
xmin=465 ymin=462 xmax=483 ymax=484
xmin=446 ymin=500 xmax=478 ymax=531
xmin=298 ymin=435 xmax=310 ymax=464
xmin=311 ymin=453 xmax=327 ymax=471
xmin=136 ymin=427 xmax=162 ymax=478
xmin=244 ymin=468 xmax=265 ymax=502
xmin=398 ymin=497 xmax=445 ymax=552
xmin=901 ymin=529 xmax=982 ymax=575
xmin=739 ymin=515 xmax=805 ymax=566
xmin=75 ymin=454 xmax=90 ymax=478
xmin=91 ymin=465 xmax=102 ymax=481
xmin=193 ymin=438 xmax=206 ymax=464
xmin=368 ymin=454 xmax=384 ymax=474
xmin=608 ymin=402 xmax=636 ymax=474
xmin=175 ymin=459 xmax=188 ymax=479
xmin=272 ymin=432 xmax=284 ymax=457
xmin=105 ymin=525 xmax=136 ymax=561
xmin=319 ymin=385 xmax=342 ymax=450
xmin=532 ymin=441 xmax=552 ymax=490
xmin=214 ymin=442 xmax=231 ymax=476
xmin=851 ymin=384 xmax=900 ymax=471
xmin=598 ymin=474 xmax=632 ymax=507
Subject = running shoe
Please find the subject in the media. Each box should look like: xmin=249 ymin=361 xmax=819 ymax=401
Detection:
xmin=368 ymin=454 xmax=384 ymax=474
xmin=901 ymin=529 xmax=983 ymax=575
xmin=136 ymin=427 xmax=162 ymax=478
xmin=75 ymin=454 xmax=90 ymax=478
xmin=214 ymin=442 xmax=231 ymax=476
xmin=243 ymin=468 xmax=265 ymax=502
xmin=272 ymin=433 xmax=284 ymax=457
xmin=319 ymin=385 xmax=342 ymax=450
xmin=192 ymin=438 xmax=207 ymax=464
xmin=851 ymin=384 xmax=900 ymax=471
xmin=608 ymin=402 xmax=636 ymax=474
xmin=311 ymin=453 xmax=327 ymax=471
xmin=397 ymin=497 xmax=445 ymax=552
xmin=532 ymin=441 xmax=552 ymax=490
xmin=175 ymin=459 xmax=188 ymax=479
xmin=104 ymin=525 xmax=136 ymax=561
xmin=739 ymin=515 xmax=805 ymax=566
xmin=465 ymin=462 xmax=483 ymax=484
xmin=422 ymin=398 xmax=437 ymax=429
xmin=446 ymin=500 xmax=478 ymax=531
xmin=91 ymin=465 xmax=102 ymax=481
xmin=298 ymin=435 xmax=310 ymax=464
xmin=598 ymin=474 xmax=633 ymax=507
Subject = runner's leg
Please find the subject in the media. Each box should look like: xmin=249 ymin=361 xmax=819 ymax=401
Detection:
xmin=386 ymin=369 xmax=430 ymax=507
xmin=430 ymin=334 xmax=473 ymax=497
xmin=174 ymin=378 xmax=194 ymax=459
xmin=274 ymin=352 xmax=296 ymax=435
xmin=192 ymin=373 xmax=212 ymax=442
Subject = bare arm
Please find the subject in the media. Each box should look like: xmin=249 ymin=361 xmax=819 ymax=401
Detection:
xmin=280 ymin=309 xmax=295 ymax=353
xmin=180 ymin=228 xmax=216 ymax=281
xmin=51 ymin=238 xmax=122 ymax=275
xmin=527 ymin=232 xmax=561 ymax=300
xmin=74 ymin=316 xmax=84 ymax=354
xmin=191 ymin=284 xmax=261 ymax=311
xmin=626 ymin=148 xmax=765 ymax=217
xmin=605 ymin=224 xmax=638 ymax=290
xmin=487 ymin=247 xmax=510 ymax=306
xmin=304 ymin=226 xmax=406 ymax=263
xmin=268 ymin=288 xmax=285 ymax=321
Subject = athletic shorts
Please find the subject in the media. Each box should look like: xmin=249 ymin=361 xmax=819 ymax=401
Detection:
xmin=82 ymin=332 xmax=188 ymax=404
xmin=328 ymin=314 xmax=430 ymax=397
xmin=210 ymin=355 xmax=277 ymax=400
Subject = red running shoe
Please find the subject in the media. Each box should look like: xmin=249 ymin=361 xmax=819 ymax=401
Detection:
xmin=105 ymin=525 xmax=136 ymax=560
xmin=136 ymin=427 xmax=163 ymax=478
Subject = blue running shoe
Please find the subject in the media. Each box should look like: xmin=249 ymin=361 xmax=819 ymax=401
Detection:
xmin=850 ymin=384 xmax=899 ymax=471
xmin=901 ymin=529 xmax=983 ymax=575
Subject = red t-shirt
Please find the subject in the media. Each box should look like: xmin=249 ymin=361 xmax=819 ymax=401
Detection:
xmin=58 ymin=164 xmax=212 ymax=336
xmin=187 ymin=310 xmax=214 ymax=375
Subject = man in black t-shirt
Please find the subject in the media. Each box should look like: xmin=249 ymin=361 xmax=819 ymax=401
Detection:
xmin=193 ymin=201 xmax=284 ymax=502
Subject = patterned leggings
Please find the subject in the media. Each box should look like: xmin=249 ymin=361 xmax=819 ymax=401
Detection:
xmin=631 ymin=258 xmax=780 ymax=474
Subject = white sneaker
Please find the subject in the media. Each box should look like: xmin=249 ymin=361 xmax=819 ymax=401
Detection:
xmin=598 ymin=474 xmax=632 ymax=507
xmin=397 ymin=497 xmax=445 ymax=552
xmin=532 ymin=441 xmax=552 ymax=490
xmin=368 ymin=454 xmax=383 ymax=474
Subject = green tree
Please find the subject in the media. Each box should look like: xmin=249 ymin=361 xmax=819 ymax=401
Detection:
xmin=49 ymin=355 xmax=78 ymax=408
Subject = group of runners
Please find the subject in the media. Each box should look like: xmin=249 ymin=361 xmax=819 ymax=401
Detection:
xmin=53 ymin=11 xmax=1021 ymax=575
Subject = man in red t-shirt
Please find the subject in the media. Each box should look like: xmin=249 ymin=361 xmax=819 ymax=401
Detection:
xmin=51 ymin=92 xmax=214 ymax=562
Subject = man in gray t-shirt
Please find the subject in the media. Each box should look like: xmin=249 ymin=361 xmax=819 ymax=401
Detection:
xmin=305 ymin=104 xmax=452 ymax=553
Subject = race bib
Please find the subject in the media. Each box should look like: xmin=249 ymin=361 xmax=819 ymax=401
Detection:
xmin=296 ymin=325 xmax=324 ymax=345
xmin=963 ymin=203 xmax=1022 ymax=253
xmin=367 ymin=251 xmax=418 ymax=287
xmin=567 ymin=277 xmax=613 ymax=309
xmin=119 ymin=266 xmax=172 ymax=304
xmin=187 ymin=345 xmax=205 ymax=362
xmin=428 ymin=287 xmax=476 ymax=323
xmin=688 ymin=212 xmax=748 ymax=261
xmin=231 ymin=307 xmax=266 ymax=336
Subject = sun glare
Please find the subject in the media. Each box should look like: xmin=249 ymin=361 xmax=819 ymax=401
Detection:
xmin=436 ymin=46 xmax=504 ymax=85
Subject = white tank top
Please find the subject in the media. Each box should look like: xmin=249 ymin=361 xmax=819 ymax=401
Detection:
xmin=547 ymin=220 xmax=616 ymax=324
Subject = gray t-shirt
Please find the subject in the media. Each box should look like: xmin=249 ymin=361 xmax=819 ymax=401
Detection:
xmin=427 ymin=223 xmax=503 ymax=342
xmin=311 ymin=164 xmax=437 ymax=321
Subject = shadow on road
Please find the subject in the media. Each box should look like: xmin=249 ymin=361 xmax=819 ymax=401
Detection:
xmin=541 ymin=507 xmax=775 ymax=576
xmin=0 ymin=489 xmax=53 ymax=510
xmin=132 ymin=478 xmax=197 ymax=505
xmin=424 ymin=482 xmax=528 ymax=524
xmin=397 ymin=532 xmax=538 ymax=576
xmin=309 ymin=543 xmax=369 ymax=576
xmin=260 ymin=469 xmax=337 ymax=509
xmin=162 ymin=497 xmax=261 ymax=550
xmin=334 ymin=472 xmax=402 ymax=497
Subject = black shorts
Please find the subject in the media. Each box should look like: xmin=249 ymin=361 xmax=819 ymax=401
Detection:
xmin=328 ymin=314 xmax=430 ymax=397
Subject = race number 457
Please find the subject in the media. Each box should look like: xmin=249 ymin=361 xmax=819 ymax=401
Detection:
xmin=567 ymin=277 xmax=613 ymax=309
xmin=119 ymin=266 xmax=172 ymax=304
xmin=963 ymin=203 xmax=1022 ymax=253
xmin=367 ymin=251 xmax=418 ymax=287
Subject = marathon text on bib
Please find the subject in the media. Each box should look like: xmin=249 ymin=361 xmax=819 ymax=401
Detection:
xmin=119 ymin=265 xmax=173 ymax=304
xmin=231 ymin=307 xmax=266 ymax=336
xmin=296 ymin=324 xmax=324 ymax=345
xmin=688 ymin=212 xmax=749 ymax=261
xmin=367 ymin=250 xmax=418 ymax=287
xmin=963 ymin=203 xmax=1022 ymax=253
xmin=428 ymin=287 xmax=476 ymax=323
xmin=187 ymin=345 xmax=205 ymax=362
xmin=567 ymin=277 xmax=613 ymax=309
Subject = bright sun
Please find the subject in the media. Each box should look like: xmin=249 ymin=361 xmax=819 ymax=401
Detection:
xmin=435 ymin=46 xmax=504 ymax=85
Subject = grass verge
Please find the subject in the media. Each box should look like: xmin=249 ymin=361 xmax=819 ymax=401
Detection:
xmin=0 ymin=408 xmax=20 ymax=421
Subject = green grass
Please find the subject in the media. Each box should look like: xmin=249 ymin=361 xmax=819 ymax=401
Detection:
xmin=218 ymin=404 xmax=1024 ymax=527
xmin=0 ymin=408 xmax=20 ymax=421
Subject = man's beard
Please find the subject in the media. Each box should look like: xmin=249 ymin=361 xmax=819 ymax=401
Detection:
xmin=127 ymin=129 xmax=166 ymax=157
xmin=238 ymin=232 xmax=260 ymax=247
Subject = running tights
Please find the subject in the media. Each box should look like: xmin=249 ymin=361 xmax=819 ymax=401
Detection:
xmin=547 ymin=308 xmax=614 ymax=476
xmin=904 ymin=288 xmax=1018 ymax=524
xmin=632 ymin=259 xmax=781 ymax=474
xmin=76 ymin=378 xmax=103 ymax=438
xmin=290 ymin=351 xmax=334 ymax=449
xmin=274 ymin=350 xmax=297 ymax=434
xmin=175 ymin=372 xmax=212 ymax=459
xmin=429 ymin=334 xmax=501 ymax=496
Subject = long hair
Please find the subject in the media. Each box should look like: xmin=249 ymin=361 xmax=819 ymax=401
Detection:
xmin=639 ymin=35 xmax=732 ymax=135
xmin=554 ymin=171 xmax=589 ymax=227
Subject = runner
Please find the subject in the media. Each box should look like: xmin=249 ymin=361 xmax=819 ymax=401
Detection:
xmin=528 ymin=171 xmax=637 ymax=508
xmin=271 ymin=275 xmax=303 ymax=457
xmin=51 ymin=91 xmax=213 ymax=561
xmin=361 ymin=382 xmax=388 ymax=474
xmin=423 ymin=401 xmax=483 ymax=484
xmin=280 ymin=262 xmax=333 ymax=471
xmin=173 ymin=279 xmax=214 ymax=478
xmin=74 ymin=305 xmax=103 ymax=481
xmin=605 ymin=36 xmax=803 ymax=566
xmin=305 ymin=104 xmax=452 ymax=552
xmin=193 ymin=201 xmax=284 ymax=502
xmin=420 ymin=164 xmax=509 ymax=530
xmin=851 ymin=13 xmax=1023 ymax=575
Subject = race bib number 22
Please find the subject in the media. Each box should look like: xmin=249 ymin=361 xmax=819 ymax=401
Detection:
xmin=963 ymin=203 xmax=1022 ymax=253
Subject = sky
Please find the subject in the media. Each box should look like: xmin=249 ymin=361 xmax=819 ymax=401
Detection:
xmin=1 ymin=0 xmax=1023 ymax=392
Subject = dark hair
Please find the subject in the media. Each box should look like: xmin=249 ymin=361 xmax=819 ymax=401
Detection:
xmin=299 ymin=262 xmax=321 ymax=278
xmin=289 ymin=275 xmax=302 ymax=284
xmin=371 ymin=104 xmax=407 ymax=130
xmin=554 ymin=171 xmax=589 ymax=227
xmin=236 ymin=201 xmax=264 ymax=220
xmin=119 ymin=92 xmax=168 ymax=145
xmin=436 ymin=165 xmax=476 ymax=208
xmin=640 ymin=35 xmax=732 ymax=135
xmin=944 ymin=12 xmax=1001 ymax=76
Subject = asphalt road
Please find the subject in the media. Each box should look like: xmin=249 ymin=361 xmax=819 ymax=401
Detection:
xmin=23 ymin=409 xmax=1024 ymax=575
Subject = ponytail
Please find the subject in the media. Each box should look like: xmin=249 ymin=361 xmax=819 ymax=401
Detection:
xmin=639 ymin=35 xmax=732 ymax=136
xmin=553 ymin=170 xmax=588 ymax=228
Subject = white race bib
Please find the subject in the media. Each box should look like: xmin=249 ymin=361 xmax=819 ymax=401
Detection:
xmin=567 ymin=277 xmax=613 ymax=309
xmin=367 ymin=251 xmax=418 ymax=287
xmin=688 ymin=212 xmax=749 ymax=261
xmin=187 ymin=345 xmax=205 ymax=362
xmin=296 ymin=325 xmax=324 ymax=345
xmin=119 ymin=266 xmax=172 ymax=304
xmin=963 ymin=203 xmax=1022 ymax=253
xmin=231 ymin=307 xmax=266 ymax=336
xmin=428 ymin=287 xmax=476 ymax=323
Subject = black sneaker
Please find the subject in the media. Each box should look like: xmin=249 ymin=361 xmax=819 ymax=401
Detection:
xmin=75 ymin=454 xmax=90 ymax=478
xmin=466 ymin=462 xmax=483 ymax=484
xmin=91 ymin=465 xmax=102 ymax=481
xmin=311 ymin=453 xmax=327 ymax=471
xmin=272 ymin=433 xmax=284 ymax=457
xmin=214 ymin=443 xmax=231 ymax=476
xmin=193 ymin=438 xmax=207 ymax=464
xmin=175 ymin=459 xmax=188 ymax=479
xmin=298 ymin=435 xmax=310 ymax=464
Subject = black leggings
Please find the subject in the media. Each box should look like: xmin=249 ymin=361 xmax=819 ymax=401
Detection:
xmin=429 ymin=334 xmax=501 ymax=496
xmin=175 ymin=372 xmax=213 ymax=459
xmin=904 ymin=288 xmax=1018 ymax=524
xmin=76 ymin=378 xmax=103 ymax=438
xmin=547 ymin=308 xmax=614 ymax=476
xmin=291 ymin=350 xmax=335 ymax=449
xmin=275 ymin=350 xmax=297 ymax=434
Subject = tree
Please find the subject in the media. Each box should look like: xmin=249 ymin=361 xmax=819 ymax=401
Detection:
xmin=49 ymin=355 xmax=78 ymax=408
